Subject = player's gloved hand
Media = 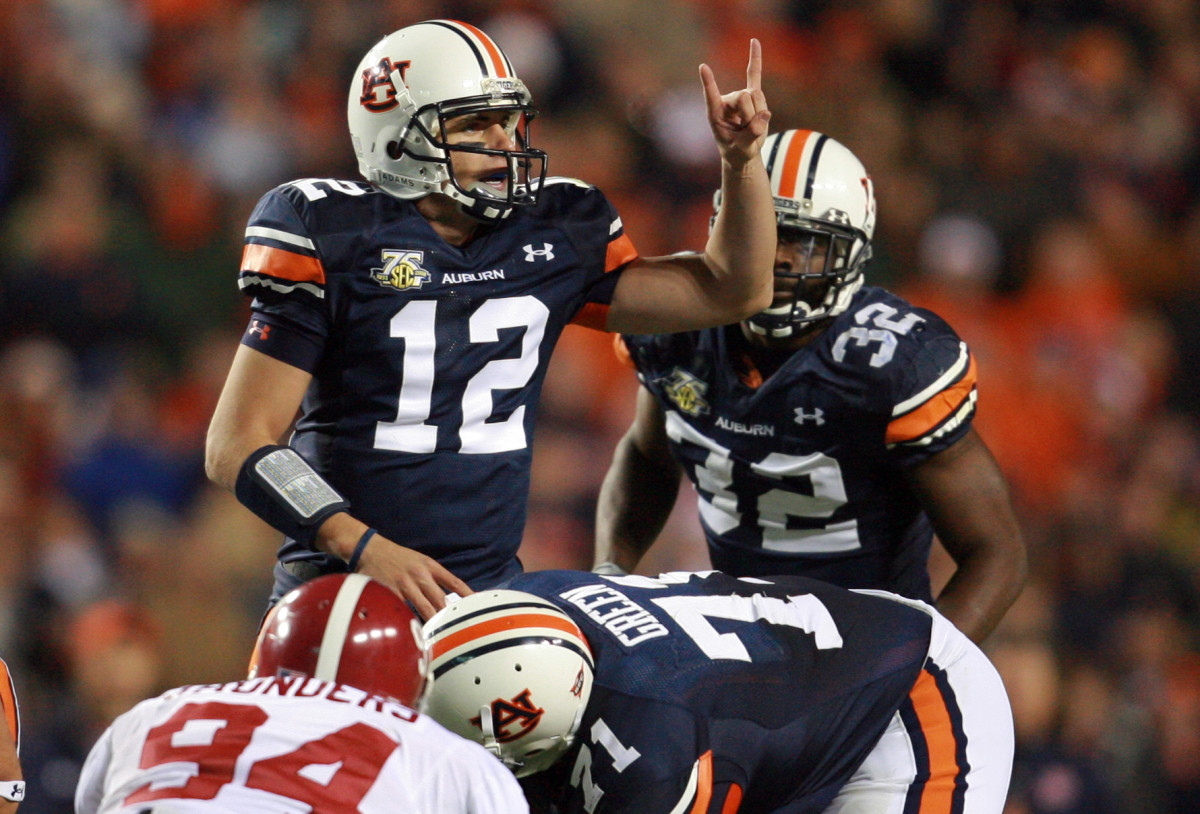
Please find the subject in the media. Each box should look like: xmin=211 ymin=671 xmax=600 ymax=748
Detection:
xmin=592 ymin=561 xmax=628 ymax=577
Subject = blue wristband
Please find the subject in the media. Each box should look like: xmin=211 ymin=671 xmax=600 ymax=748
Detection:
xmin=347 ymin=528 xmax=377 ymax=573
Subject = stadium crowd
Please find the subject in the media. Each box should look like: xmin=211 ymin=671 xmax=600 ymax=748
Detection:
xmin=1 ymin=1 xmax=1198 ymax=812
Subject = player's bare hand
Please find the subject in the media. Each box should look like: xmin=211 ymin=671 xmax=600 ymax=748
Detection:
xmin=700 ymin=38 xmax=771 ymax=167
xmin=355 ymin=534 xmax=473 ymax=621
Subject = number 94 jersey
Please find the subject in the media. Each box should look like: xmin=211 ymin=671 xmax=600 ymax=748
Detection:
xmin=622 ymin=286 xmax=977 ymax=601
xmin=510 ymin=569 xmax=934 ymax=814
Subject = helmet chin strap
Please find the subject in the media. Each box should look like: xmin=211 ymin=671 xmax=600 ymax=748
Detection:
xmin=479 ymin=703 xmax=512 ymax=765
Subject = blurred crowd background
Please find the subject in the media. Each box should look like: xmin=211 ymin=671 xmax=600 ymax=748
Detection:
xmin=2 ymin=0 xmax=1199 ymax=811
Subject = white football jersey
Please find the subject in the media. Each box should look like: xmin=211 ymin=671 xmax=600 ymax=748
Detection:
xmin=74 ymin=676 xmax=528 ymax=814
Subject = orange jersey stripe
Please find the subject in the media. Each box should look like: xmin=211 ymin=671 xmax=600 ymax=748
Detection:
xmin=431 ymin=613 xmax=582 ymax=661
xmin=241 ymin=244 xmax=327 ymax=286
xmin=0 ymin=658 xmax=17 ymax=747
xmin=885 ymin=354 xmax=977 ymax=445
xmin=455 ymin=21 xmax=509 ymax=77
xmin=908 ymin=669 xmax=960 ymax=814
xmin=720 ymin=782 xmax=743 ymax=814
xmin=687 ymin=750 xmax=715 ymax=814
xmin=605 ymin=233 xmax=638 ymax=273
xmin=777 ymin=129 xmax=813 ymax=199
xmin=572 ymin=302 xmax=612 ymax=331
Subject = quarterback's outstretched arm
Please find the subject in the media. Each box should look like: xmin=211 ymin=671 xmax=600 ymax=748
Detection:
xmin=606 ymin=40 xmax=774 ymax=334
xmin=594 ymin=386 xmax=682 ymax=573
xmin=205 ymin=345 xmax=470 ymax=620
xmin=907 ymin=427 xmax=1028 ymax=643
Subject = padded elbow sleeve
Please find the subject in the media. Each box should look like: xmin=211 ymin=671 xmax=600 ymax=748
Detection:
xmin=234 ymin=445 xmax=350 ymax=546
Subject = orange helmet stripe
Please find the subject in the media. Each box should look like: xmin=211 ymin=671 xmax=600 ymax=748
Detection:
xmin=431 ymin=612 xmax=585 ymax=661
xmin=777 ymin=129 xmax=813 ymax=199
xmin=452 ymin=20 xmax=510 ymax=78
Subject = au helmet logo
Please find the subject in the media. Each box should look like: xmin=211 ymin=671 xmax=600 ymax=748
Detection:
xmin=372 ymin=250 xmax=431 ymax=291
xmin=471 ymin=689 xmax=544 ymax=743
xmin=360 ymin=57 xmax=410 ymax=112
xmin=661 ymin=367 xmax=710 ymax=417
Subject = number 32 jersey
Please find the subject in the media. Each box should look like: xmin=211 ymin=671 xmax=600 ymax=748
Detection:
xmin=622 ymin=286 xmax=977 ymax=601
xmin=237 ymin=177 xmax=636 ymax=587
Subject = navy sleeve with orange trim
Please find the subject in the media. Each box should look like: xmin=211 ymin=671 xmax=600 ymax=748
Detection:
xmin=545 ymin=180 xmax=638 ymax=332
xmin=882 ymin=314 xmax=977 ymax=470
xmin=236 ymin=185 xmax=334 ymax=370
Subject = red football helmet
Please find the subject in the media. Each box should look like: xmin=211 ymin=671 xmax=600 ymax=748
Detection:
xmin=248 ymin=573 xmax=428 ymax=708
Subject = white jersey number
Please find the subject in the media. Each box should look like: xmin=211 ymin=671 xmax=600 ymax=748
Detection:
xmin=374 ymin=296 xmax=549 ymax=454
xmin=567 ymin=586 xmax=842 ymax=810
xmin=666 ymin=413 xmax=862 ymax=554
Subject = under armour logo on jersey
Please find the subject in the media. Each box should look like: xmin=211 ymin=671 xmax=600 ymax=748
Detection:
xmin=246 ymin=320 xmax=271 ymax=342
xmin=523 ymin=242 xmax=554 ymax=262
xmin=471 ymin=689 xmax=544 ymax=743
xmin=794 ymin=407 xmax=826 ymax=426
xmin=359 ymin=57 xmax=410 ymax=112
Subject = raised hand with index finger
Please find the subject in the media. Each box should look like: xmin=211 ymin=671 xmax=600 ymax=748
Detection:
xmin=700 ymin=38 xmax=772 ymax=167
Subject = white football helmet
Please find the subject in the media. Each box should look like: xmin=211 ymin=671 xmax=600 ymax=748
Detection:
xmin=347 ymin=20 xmax=547 ymax=221
xmin=422 ymin=589 xmax=594 ymax=777
xmin=715 ymin=130 xmax=876 ymax=337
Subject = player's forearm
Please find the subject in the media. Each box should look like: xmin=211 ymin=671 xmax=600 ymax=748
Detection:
xmin=701 ymin=156 xmax=775 ymax=319
xmin=595 ymin=436 xmax=681 ymax=573
xmin=935 ymin=543 xmax=1027 ymax=643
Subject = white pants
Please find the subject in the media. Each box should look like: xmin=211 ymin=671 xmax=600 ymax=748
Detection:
xmin=824 ymin=598 xmax=1014 ymax=814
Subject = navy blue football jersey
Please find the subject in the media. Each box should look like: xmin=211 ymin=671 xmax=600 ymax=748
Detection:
xmin=509 ymin=569 xmax=933 ymax=814
xmin=623 ymin=286 xmax=977 ymax=600
xmin=237 ymin=176 xmax=637 ymax=587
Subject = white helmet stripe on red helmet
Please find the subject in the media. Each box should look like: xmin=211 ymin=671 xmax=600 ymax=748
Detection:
xmin=314 ymin=573 xmax=371 ymax=681
xmin=429 ymin=19 xmax=513 ymax=79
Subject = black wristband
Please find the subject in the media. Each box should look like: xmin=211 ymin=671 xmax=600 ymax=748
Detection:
xmin=234 ymin=445 xmax=350 ymax=546
xmin=347 ymin=528 xmax=377 ymax=573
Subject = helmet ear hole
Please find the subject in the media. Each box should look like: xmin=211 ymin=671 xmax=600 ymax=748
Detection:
xmin=386 ymin=141 xmax=403 ymax=160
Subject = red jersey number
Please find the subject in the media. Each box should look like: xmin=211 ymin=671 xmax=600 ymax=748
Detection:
xmin=124 ymin=701 xmax=397 ymax=807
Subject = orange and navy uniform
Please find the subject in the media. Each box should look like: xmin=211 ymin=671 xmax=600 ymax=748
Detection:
xmin=621 ymin=286 xmax=977 ymax=601
xmin=507 ymin=569 xmax=943 ymax=814
xmin=237 ymin=176 xmax=637 ymax=590
xmin=0 ymin=657 xmax=17 ymax=753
